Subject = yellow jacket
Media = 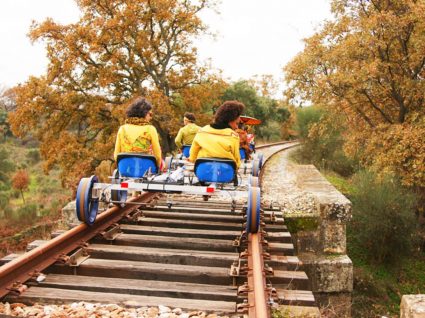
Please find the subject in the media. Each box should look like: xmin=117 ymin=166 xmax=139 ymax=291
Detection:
xmin=114 ymin=123 xmax=162 ymax=167
xmin=175 ymin=123 xmax=201 ymax=148
xmin=189 ymin=125 xmax=241 ymax=168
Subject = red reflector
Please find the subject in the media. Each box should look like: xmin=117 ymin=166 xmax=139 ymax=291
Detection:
xmin=206 ymin=187 xmax=214 ymax=193
xmin=121 ymin=182 xmax=129 ymax=188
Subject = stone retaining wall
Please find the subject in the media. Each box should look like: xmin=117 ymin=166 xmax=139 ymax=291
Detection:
xmin=287 ymin=164 xmax=353 ymax=317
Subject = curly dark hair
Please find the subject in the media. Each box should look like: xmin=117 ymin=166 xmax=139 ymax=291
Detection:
xmin=214 ymin=101 xmax=245 ymax=126
xmin=126 ymin=97 xmax=152 ymax=118
xmin=184 ymin=112 xmax=196 ymax=122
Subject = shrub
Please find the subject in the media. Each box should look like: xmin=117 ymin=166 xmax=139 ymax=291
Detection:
xmin=293 ymin=106 xmax=357 ymax=176
xmin=27 ymin=149 xmax=40 ymax=164
xmin=0 ymin=191 xmax=9 ymax=209
xmin=348 ymin=170 xmax=417 ymax=264
xmin=294 ymin=106 xmax=323 ymax=139
xmin=15 ymin=204 xmax=38 ymax=224
xmin=3 ymin=205 xmax=14 ymax=219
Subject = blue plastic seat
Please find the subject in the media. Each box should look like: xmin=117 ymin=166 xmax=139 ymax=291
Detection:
xmin=194 ymin=158 xmax=236 ymax=183
xmin=182 ymin=145 xmax=191 ymax=158
xmin=239 ymin=148 xmax=246 ymax=160
xmin=117 ymin=153 xmax=158 ymax=178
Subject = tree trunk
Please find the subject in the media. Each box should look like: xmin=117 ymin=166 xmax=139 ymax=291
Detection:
xmin=20 ymin=190 xmax=25 ymax=204
xmin=157 ymin=126 xmax=175 ymax=156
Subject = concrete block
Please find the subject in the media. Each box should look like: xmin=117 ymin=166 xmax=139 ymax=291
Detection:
xmin=299 ymin=253 xmax=353 ymax=293
xmin=321 ymin=221 xmax=346 ymax=254
xmin=61 ymin=200 xmax=77 ymax=228
xmin=292 ymin=229 xmax=321 ymax=254
xmin=401 ymin=295 xmax=425 ymax=318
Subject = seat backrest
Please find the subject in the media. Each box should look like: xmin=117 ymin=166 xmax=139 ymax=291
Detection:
xmin=194 ymin=158 xmax=236 ymax=183
xmin=239 ymin=148 xmax=246 ymax=160
xmin=117 ymin=153 xmax=158 ymax=177
xmin=182 ymin=145 xmax=191 ymax=158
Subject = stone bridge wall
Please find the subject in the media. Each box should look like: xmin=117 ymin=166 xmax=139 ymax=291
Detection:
xmin=285 ymin=164 xmax=353 ymax=317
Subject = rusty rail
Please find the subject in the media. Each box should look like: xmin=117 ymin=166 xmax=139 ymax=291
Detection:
xmin=255 ymin=140 xmax=293 ymax=149
xmin=247 ymin=233 xmax=270 ymax=318
xmin=0 ymin=192 xmax=157 ymax=299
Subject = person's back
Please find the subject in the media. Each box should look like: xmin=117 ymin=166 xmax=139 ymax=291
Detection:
xmin=190 ymin=124 xmax=240 ymax=166
xmin=189 ymin=101 xmax=245 ymax=168
xmin=175 ymin=112 xmax=200 ymax=149
xmin=114 ymin=98 xmax=162 ymax=168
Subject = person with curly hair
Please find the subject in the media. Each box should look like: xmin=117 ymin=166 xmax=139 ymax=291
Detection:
xmin=189 ymin=100 xmax=244 ymax=168
xmin=113 ymin=97 xmax=162 ymax=168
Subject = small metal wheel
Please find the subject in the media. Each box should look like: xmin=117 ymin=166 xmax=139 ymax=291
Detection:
xmin=249 ymin=175 xmax=259 ymax=187
xmin=76 ymin=175 xmax=99 ymax=226
xmin=251 ymin=159 xmax=260 ymax=177
xmin=246 ymin=186 xmax=261 ymax=233
xmin=110 ymin=169 xmax=127 ymax=206
xmin=164 ymin=156 xmax=173 ymax=171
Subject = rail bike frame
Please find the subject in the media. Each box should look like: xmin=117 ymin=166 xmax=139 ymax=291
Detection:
xmin=76 ymin=153 xmax=264 ymax=233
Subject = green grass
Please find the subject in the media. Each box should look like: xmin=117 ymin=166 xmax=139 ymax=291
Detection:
xmin=322 ymin=170 xmax=354 ymax=196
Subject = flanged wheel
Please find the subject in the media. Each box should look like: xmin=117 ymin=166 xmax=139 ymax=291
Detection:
xmin=246 ymin=186 xmax=261 ymax=233
xmin=76 ymin=175 xmax=99 ymax=226
xmin=249 ymin=175 xmax=259 ymax=187
xmin=111 ymin=169 xmax=127 ymax=206
xmin=251 ymin=159 xmax=260 ymax=177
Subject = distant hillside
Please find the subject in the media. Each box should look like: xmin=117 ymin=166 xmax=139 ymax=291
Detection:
xmin=0 ymin=136 xmax=72 ymax=256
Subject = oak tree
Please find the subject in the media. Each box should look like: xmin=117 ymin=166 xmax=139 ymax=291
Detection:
xmin=285 ymin=0 xmax=425 ymax=187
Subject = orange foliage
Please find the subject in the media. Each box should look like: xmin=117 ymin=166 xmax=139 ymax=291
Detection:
xmin=8 ymin=0 xmax=222 ymax=189
xmin=285 ymin=0 xmax=425 ymax=187
xmin=12 ymin=170 xmax=29 ymax=203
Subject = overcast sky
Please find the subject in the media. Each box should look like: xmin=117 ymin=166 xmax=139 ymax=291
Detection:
xmin=0 ymin=0 xmax=332 ymax=90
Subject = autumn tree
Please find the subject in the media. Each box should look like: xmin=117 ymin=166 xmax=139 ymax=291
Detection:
xmin=285 ymin=0 xmax=425 ymax=188
xmin=9 ymin=0 xmax=223 ymax=188
xmin=12 ymin=170 xmax=30 ymax=204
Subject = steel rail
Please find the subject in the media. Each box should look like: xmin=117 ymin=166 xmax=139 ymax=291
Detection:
xmin=247 ymin=233 xmax=270 ymax=318
xmin=0 ymin=192 xmax=157 ymax=299
xmin=255 ymin=140 xmax=293 ymax=149
xmin=246 ymin=140 xmax=299 ymax=317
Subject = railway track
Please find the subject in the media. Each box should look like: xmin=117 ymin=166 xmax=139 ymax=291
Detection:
xmin=0 ymin=141 xmax=318 ymax=317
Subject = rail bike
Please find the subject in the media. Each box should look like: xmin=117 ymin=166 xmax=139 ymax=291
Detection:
xmin=75 ymin=151 xmax=264 ymax=233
